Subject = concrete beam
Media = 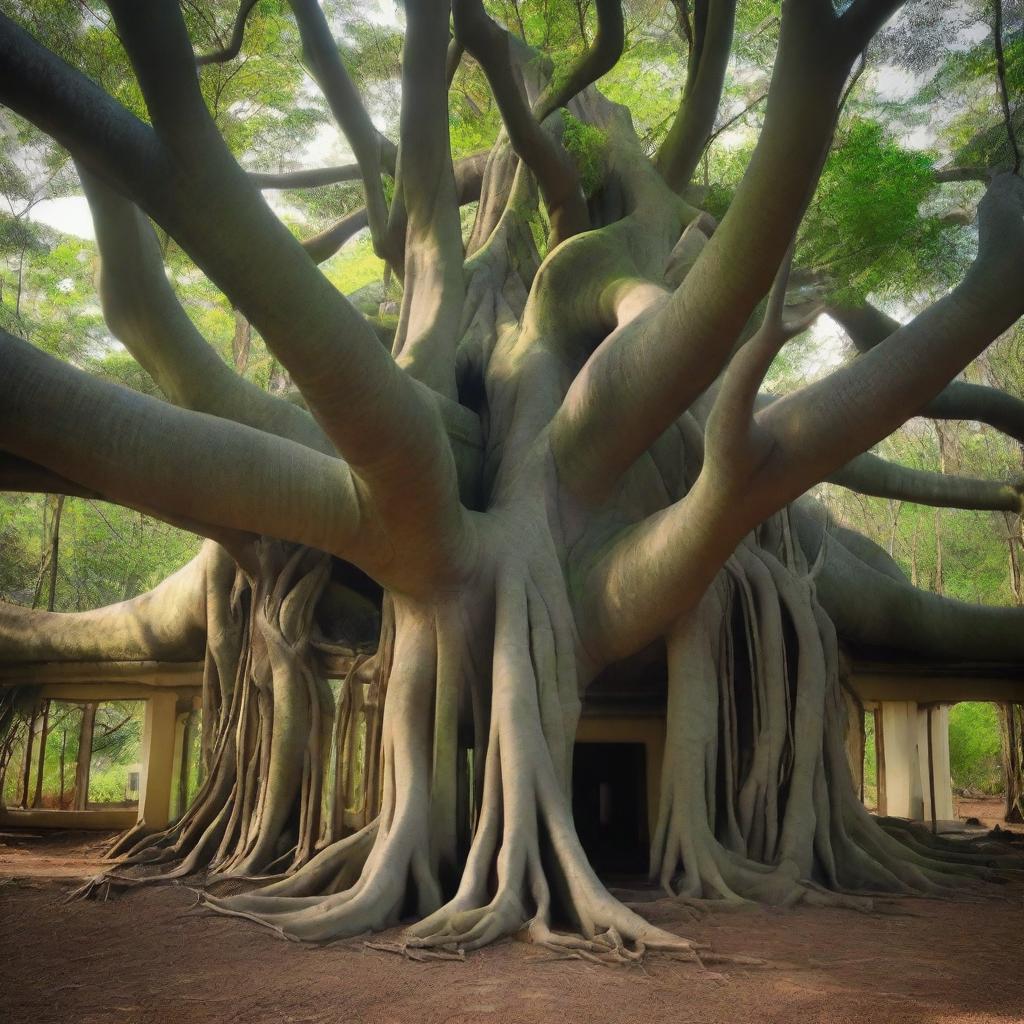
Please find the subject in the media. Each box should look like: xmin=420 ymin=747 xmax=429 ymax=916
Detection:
xmin=849 ymin=666 xmax=1024 ymax=705
xmin=31 ymin=683 xmax=200 ymax=702
xmin=0 ymin=660 xmax=204 ymax=688
xmin=0 ymin=808 xmax=137 ymax=830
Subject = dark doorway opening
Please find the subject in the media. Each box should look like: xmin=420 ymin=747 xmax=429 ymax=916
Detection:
xmin=571 ymin=742 xmax=648 ymax=875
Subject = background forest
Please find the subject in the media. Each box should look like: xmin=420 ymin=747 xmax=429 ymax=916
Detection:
xmin=0 ymin=0 xmax=1020 ymax=801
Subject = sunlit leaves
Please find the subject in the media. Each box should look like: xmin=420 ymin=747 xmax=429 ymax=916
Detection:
xmin=799 ymin=119 xmax=961 ymax=302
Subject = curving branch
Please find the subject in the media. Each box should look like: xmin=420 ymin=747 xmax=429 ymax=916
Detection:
xmin=0 ymin=330 xmax=375 ymax=569
xmin=0 ymin=13 xmax=165 ymax=201
xmin=249 ymin=163 xmax=363 ymax=190
xmin=550 ymin=0 xmax=876 ymax=504
xmin=829 ymin=302 xmax=1024 ymax=444
xmin=195 ymin=0 xmax=260 ymax=66
xmin=300 ymin=149 xmax=489 ymax=265
xmin=11 ymin=0 xmax=473 ymax=594
xmin=811 ymin=523 xmax=1024 ymax=663
xmin=301 ymin=207 xmax=370 ymax=264
xmin=531 ymin=0 xmax=625 ymax=123
xmin=453 ymin=0 xmax=589 ymax=246
xmin=79 ymin=166 xmax=334 ymax=455
xmin=0 ymin=549 xmax=211 ymax=664
xmin=0 ymin=450 xmax=253 ymax=552
xmin=388 ymin=0 xmax=471 ymax=401
xmin=655 ymin=0 xmax=737 ymax=193
xmin=827 ymin=451 xmax=1024 ymax=512
xmin=286 ymin=0 xmax=395 ymax=265
xmin=753 ymin=174 xmax=1024 ymax=516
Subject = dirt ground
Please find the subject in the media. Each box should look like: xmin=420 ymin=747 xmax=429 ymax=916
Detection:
xmin=1 ymin=810 xmax=1023 ymax=1024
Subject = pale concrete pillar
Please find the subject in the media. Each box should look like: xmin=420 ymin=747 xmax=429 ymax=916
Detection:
xmin=878 ymin=701 xmax=924 ymax=819
xmin=138 ymin=692 xmax=178 ymax=828
xmin=917 ymin=705 xmax=954 ymax=822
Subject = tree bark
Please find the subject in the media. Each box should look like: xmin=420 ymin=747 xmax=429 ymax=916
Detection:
xmin=73 ymin=702 xmax=96 ymax=811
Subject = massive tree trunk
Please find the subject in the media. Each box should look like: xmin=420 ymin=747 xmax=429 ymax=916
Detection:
xmin=1 ymin=0 xmax=1024 ymax=956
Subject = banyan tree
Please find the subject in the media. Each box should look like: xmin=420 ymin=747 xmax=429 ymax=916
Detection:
xmin=1 ymin=0 xmax=1024 ymax=956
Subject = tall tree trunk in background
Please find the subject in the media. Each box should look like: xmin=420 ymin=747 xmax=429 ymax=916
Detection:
xmin=73 ymin=702 xmax=96 ymax=811
xmin=31 ymin=698 xmax=49 ymax=807
xmin=58 ymin=726 xmax=67 ymax=807
xmin=19 ymin=702 xmax=38 ymax=808
xmin=887 ymin=498 xmax=902 ymax=557
xmin=46 ymin=495 xmax=63 ymax=611
xmin=911 ymin=513 xmax=921 ymax=587
xmin=1005 ymin=511 xmax=1022 ymax=603
xmin=231 ymin=311 xmax=252 ymax=374
xmin=31 ymin=494 xmax=65 ymax=611
xmin=176 ymin=709 xmax=195 ymax=815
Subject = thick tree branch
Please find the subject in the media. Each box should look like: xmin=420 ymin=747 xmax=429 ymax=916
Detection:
xmin=389 ymin=0 xmax=471 ymax=401
xmin=810 ymin=521 xmax=1024 ymax=662
xmin=830 ymin=301 xmax=1024 ymax=443
xmin=286 ymin=0 xmax=394 ymax=264
xmin=552 ymin=0 xmax=863 ymax=503
xmin=453 ymin=0 xmax=589 ymax=245
xmin=249 ymin=163 xmax=362 ymax=190
xmin=532 ymin=0 xmax=625 ymax=123
xmin=60 ymin=0 xmax=473 ymax=593
xmin=655 ymin=0 xmax=736 ymax=193
xmin=195 ymin=0 xmax=260 ymax=66
xmin=0 ymin=14 xmax=165 ymax=200
xmin=0 ymin=330 xmax=375 ymax=569
xmin=0 ymin=549 xmax=210 ymax=664
xmin=79 ymin=166 xmax=335 ymax=455
xmin=0 ymin=448 xmax=251 ymax=552
xmin=755 ymin=174 xmax=1024 ymax=514
xmin=827 ymin=451 xmax=1024 ymax=512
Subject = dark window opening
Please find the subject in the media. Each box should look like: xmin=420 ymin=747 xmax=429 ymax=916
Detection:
xmin=571 ymin=742 xmax=648 ymax=876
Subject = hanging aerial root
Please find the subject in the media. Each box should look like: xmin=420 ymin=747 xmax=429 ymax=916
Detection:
xmin=650 ymin=532 xmax=1022 ymax=917
xmin=202 ymin=602 xmax=445 ymax=942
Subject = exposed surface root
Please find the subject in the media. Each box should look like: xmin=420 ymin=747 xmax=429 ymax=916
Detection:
xmin=405 ymin=570 xmax=698 ymax=958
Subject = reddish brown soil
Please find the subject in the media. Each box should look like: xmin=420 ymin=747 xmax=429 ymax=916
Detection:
xmin=2 ymin=827 xmax=1023 ymax=1024
xmin=956 ymin=796 xmax=1024 ymax=833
